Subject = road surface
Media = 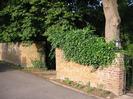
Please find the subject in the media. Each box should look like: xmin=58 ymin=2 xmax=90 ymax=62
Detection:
xmin=0 ymin=62 xmax=98 ymax=99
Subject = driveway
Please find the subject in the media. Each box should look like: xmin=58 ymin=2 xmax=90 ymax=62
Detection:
xmin=0 ymin=62 xmax=98 ymax=99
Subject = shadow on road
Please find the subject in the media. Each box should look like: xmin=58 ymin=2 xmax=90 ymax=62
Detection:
xmin=0 ymin=61 xmax=16 ymax=72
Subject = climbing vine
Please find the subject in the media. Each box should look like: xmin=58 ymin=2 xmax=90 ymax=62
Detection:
xmin=46 ymin=24 xmax=116 ymax=68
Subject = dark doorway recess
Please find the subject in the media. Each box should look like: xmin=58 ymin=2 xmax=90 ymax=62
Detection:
xmin=45 ymin=41 xmax=56 ymax=70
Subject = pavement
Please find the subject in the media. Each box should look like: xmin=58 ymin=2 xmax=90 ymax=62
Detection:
xmin=115 ymin=95 xmax=133 ymax=99
xmin=0 ymin=62 xmax=98 ymax=99
xmin=114 ymin=94 xmax=133 ymax=99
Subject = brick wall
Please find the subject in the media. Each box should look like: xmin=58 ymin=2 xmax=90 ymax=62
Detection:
xmin=56 ymin=48 xmax=126 ymax=95
xmin=0 ymin=43 xmax=42 ymax=67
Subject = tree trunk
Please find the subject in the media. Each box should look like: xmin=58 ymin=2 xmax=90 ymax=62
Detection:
xmin=102 ymin=0 xmax=121 ymax=43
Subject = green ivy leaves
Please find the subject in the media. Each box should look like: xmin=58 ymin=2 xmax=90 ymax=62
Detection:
xmin=46 ymin=25 xmax=116 ymax=68
xmin=0 ymin=0 xmax=116 ymax=68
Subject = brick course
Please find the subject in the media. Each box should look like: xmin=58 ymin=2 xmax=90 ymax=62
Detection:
xmin=56 ymin=48 xmax=125 ymax=95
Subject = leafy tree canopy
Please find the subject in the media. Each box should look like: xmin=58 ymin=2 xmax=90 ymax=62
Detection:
xmin=0 ymin=0 xmax=110 ymax=42
xmin=0 ymin=0 xmax=133 ymax=66
xmin=0 ymin=0 xmax=83 ymax=42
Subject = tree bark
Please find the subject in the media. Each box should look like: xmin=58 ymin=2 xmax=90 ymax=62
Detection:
xmin=102 ymin=0 xmax=121 ymax=43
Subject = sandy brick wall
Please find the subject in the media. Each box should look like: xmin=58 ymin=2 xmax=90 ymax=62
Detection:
xmin=56 ymin=48 xmax=125 ymax=95
xmin=0 ymin=43 xmax=41 ymax=67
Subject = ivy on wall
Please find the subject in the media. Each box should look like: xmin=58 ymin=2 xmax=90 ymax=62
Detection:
xmin=46 ymin=24 xmax=116 ymax=68
xmin=0 ymin=0 xmax=116 ymax=68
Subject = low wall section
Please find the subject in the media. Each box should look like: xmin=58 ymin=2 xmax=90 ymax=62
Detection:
xmin=0 ymin=43 xmax=41 ymax=67
xmin=56 ymin=48 xmax=125 ymax=95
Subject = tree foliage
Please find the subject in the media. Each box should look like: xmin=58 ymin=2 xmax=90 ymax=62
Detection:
xmin=0 ymin=0 xmax=104 ymax=42
xmin=0 ymin=0 xmax=132 ymax=67
xmin=119 ymin=0 xmax=133 ymax=56
xmin=0 ymin=0 xmax=47 ymax=42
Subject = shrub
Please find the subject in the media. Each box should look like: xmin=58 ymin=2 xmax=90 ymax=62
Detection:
xmin=46 ymin=25 xmax=116 ymax=68
xmin=31 ymin=59 xmax=47 ymax=69
xmin=63 ymin=78 xmax=73 ymax=85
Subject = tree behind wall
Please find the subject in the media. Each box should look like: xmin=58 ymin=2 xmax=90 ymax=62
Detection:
xmin=102 ymin=0 xmax=121 ymax=43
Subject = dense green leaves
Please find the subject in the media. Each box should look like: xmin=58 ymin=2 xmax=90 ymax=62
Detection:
xmin=46 ymin=25 xmax=116 ymax=68
xmin=0 ymin=0 xmax=131 ymax=68
xmin=0 ymin=0 xmax=82 ymax=42
xmin=0 ymin=0 xmax=49 ymax=42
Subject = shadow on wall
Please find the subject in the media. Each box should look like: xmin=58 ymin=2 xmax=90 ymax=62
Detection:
xmin=1 ymin=43 xmax=22 ymax=66
xmin=0 ymin=42 xmax=47 ymax=68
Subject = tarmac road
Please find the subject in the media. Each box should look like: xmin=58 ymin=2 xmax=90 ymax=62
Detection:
xmin=0 ymin=62 xmax=98 ymax=99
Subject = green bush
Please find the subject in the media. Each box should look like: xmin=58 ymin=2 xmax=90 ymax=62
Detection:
xmin=126 ymin=44 xmax=133 ymax=56
xmin=63 ymin=78 xmax=73 ymax=85
xmin=31 ymin=60 xmax=47 ymax=69
xmin=46 ymin=25 xmax=116 ymax=68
